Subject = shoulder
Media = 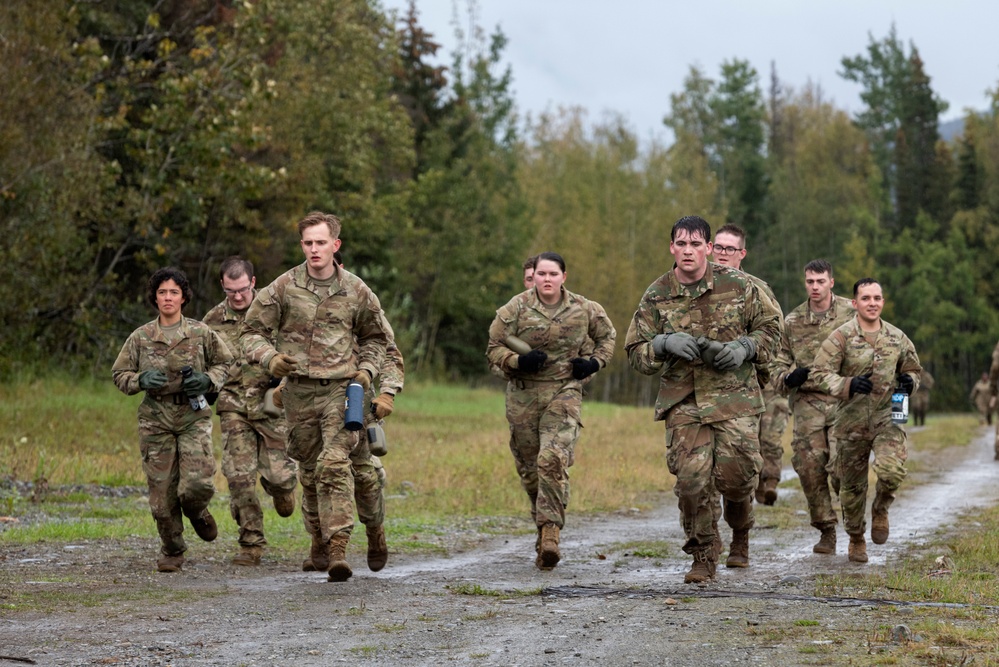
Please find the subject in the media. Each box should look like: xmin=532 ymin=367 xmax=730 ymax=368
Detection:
xmin=496 ymin=291 xmax=531 ymax=318
xmin=202 ymin=301 xmax=227 ymax=324
xmin=183 ymin=317 xmax=216 ymax=337
xmin=787 ymin=301 xmax=810 ymax=322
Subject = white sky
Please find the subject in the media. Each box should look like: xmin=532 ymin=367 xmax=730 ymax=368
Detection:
xmin=381 ymin=0 xmax=999 ymax=144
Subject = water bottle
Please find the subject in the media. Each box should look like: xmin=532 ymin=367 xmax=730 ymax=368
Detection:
xmin=891 ymin=385 xmax=909 ymax=424
xmin=180 ymin=366 xmax=209 ymax=411
xmin=367 ymin=421 xmax=388 ymax=456
xmin=344 ymin=381 xmax=365 ymax=431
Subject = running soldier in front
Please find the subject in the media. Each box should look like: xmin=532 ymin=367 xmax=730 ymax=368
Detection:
xmin=203 ymin=257 xmax=298 ymax=566
xmin=625 ymin=216 xmax=781 ymax=583
xmin=770 ymin=260 xmax=855 ymax=555
xmin=811 ymin=278 xmax=921 ymax=563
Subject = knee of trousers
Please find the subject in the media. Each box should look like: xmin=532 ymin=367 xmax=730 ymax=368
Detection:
xmin=871 ymin=455 xmax=906 ymax=489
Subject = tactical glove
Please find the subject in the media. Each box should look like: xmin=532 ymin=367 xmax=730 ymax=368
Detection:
xmin=268 ymin=353 xmax=298 ymax=378
xmin=784 ymin=367 xmax=810 ymax=388
xmin=651 ymin=333 xmax=700 ymax=361
xmin=371 ymin=392 xmax=395 ymax=419
xmin=849 ymin=373 xmax=873 ymax=397
xmin=896 ymin=373 xmax=915 ymax=394
xmin=182 ymin=371 xmax=212 ymax=396
xmin=351 ymin=369 xmax=372 ymax=391
xmin=696 ymin=337 xmax=725 ymax=366
xmin=138 ymin=369 xmax=167 ymax=391
xmin=517 ymin=349 xmax=548 ymax=373
xmin=570 ymin=357 xmax=600 ymax=380
xmin=713 ymin=337 xmax=757 ymax=371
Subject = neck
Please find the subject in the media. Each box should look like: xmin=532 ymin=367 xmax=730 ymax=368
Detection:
xmin=858 ymin=317 xmax=881 ymax=333
xmin=308 ymin=264 xmax=336 ymax=281
xmin=159 ymin=312 xmax=181 ymax=327
xmin=809 ymin=295 xmax=833 ymax=312
xmin=538 ymin=288 xmax=562 ymax=306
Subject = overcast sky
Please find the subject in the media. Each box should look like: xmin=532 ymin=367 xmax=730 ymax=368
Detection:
xmin=381 ymin=0 xmax=999 ymax=144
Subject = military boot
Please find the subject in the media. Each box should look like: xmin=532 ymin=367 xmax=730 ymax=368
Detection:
xmin=156 ymin=554 xmax=185 ymax=573
xmin=848 ymin=533 xmax=868 ymax=563
xmin=761 ymin=478 xmax=778 ymax=506
xmin=536 ymin=523 xmax=561 ymax=570
xmin=535 ymin=526 xmax=543 ymax=553
xmin=812 ymin=525 xmax=837 ymax=554
xmin=871 ymin=510 xmax=890 ymax=545
xmin=186 ymin=508 xmax=218 ymax=542
xmin=273 ymin=491 xmax=296 ymax=518
xmin=725 ymin=529 xmax=750 ymax=568
xmin=366 ymin=524 xmax=388 ymax=572
xmin=327 ymin=532 xmax=353 ymax=582
xmin=302 ymin=533 xmax=329 ymax=572
xmin=232 ymin=545 xmax=263 ymax=566
xmin=683 ymin=549 xmax=714 ymax=584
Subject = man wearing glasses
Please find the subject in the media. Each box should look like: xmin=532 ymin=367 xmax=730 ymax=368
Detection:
xmin=202 ymin=256 xmax=298 ymax=566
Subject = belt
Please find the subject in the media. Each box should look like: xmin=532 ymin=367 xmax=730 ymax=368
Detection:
xmin=287 ymin=376 xmax=344 ymax=387
xmin=511 ymin=378 xmax=562 ymax=390
xmin=149 ymin=393 xmax=187 ymax=405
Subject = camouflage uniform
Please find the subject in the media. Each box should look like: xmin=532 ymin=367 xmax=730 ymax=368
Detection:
xmin=240 ymin=263 xmax=387 ymax=549
xmin=910 ymin=370 xmax=934 ymax=427
xmin=112 ymin=317 xmax=233 ymax=558
xmin=486 ymin=288 xmax=616 ymax=530
xmin=203 ymin=296 xmax=297 ymax=550
xmin=810 ymin=316 xmax=921 ymax=538
xmin=969 ymin=378 xmax=992 ymax=425
xmin=624 ymin=262 xmax=782 ymax=562
xmin=771 ymin=295 xmax=855 ymax=531
xmin=989 ymin=342 xmax=999 ymax=457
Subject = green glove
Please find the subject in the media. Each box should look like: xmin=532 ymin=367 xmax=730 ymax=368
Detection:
xmin=651 ymin=333 xmax=700 ymax=361
xmin=138 ymin=370 xmax=167 ymax=391
xmin=182 ymin=371 xmax=212 ymax=396
xmin=712 ymin=337 xmax=757 ymax=371
xmin=696 ymin=336 xmax=725 ymax=366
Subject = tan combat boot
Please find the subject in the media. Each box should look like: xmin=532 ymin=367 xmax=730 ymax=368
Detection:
xmin=273 ymin=491 xmax=296 ymax=518
xmin=684 ymin=549 xmax=713 ymax=584
xmin=302 ymin=533 xmax=329 ymax=572
xmin=725 ymin=529 xmax=750 ymax=568
xmin=186 ymin=508 xmax=218 ymax=542
xmin=813 ymin=525 xmax=837 ymax=554
xmin=366 ymin=524 xmax=388 ymax=572
xmin=848 ymin=533 xmax=868 ymax=563
xmin=871 ymin=509 xmax=890 ymax=545
xmin=156 ymin=554 xmax=185 ymax=573
xmin=232 ymin=545 xmax=263 ymax=566
xmin=536 ymin=524 xmax=561 ymax=570
xmin=327 ymin=532 xmax=353 ymax=582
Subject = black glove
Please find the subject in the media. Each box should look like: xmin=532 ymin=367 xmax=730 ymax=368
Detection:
xmin=517 ymin=349 xmax=548 ymax=373
xmin=182 ymin=371 xmax=213 ymax=396
xmin=138 ymin=370 xmax=167 ymax=391
xmin=570 ymin=357 xmax=600 ymax=380
xmin=784 ymin=367 xmax=810 ymax=388
xmin=849 ymin=373 xmax=873 ymax=397
xmin=896 ymin=373 xmax=915 ymax=394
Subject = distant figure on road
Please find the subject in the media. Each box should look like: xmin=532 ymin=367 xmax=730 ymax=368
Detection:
xmin=969 ymin=371 xmax=992 ymax=425
xmin=910 ymin=369 xmax=934 ymax=427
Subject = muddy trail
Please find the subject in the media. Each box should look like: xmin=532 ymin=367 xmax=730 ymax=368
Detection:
xmin=2 ymin=428 xmax=998 ymax=666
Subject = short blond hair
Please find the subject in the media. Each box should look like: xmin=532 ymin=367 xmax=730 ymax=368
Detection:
xmin=297 ymin=211 xmax=341 ymax=239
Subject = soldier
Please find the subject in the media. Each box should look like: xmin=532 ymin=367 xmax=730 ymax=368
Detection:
xmin=522 ymin=255 xmax=538 ymax=290
xmin=771 ymin=259 xmax=855 ymax=555
xmin=240 ymin=211 xmax=388 ymax=582
xmin=625 ymin=215 xmax=781 ymax=583
xmin=811 ymin=278 xmax=921 ymax=563
xmin=711 ymin=224 xmax=788 ymax=505
xmin=202 ymin=257 xmax=298 ymax=566
xmin=969 ymin=372 xmax=992 ymax=425
xmin=910 ymin=369 xmax=934 ymax=427
xmin=989 ymin=343 xmax=999 ymax=459
xmin=112 ymin=267 xmax=233 ymax=572
xmin=487 ymin=251 xmax=616 ymax=570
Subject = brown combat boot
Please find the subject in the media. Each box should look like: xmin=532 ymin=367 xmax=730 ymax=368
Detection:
xmin=302 ymin=533 xmax=329 ymax=572
xmin=871 ymin=509 xmax=890 ymax=545
xmin=536 ymin=524 xmax=561 ymax=570
xmin=156 ymin=554 xmax=185 ymax=573
xmin=684 ymin=549 xmax=714 ymax=584
xmin=535 ymin=526 xmax=543 ymax=553
xmin=187 ymin=509 xmax=218 ymax=542
xmin=327 ymin=532 xmax=353 ymax=582
xmin=232 ymin=545 xmax=263 ymax=566
xmin=813 ymin=525 xmax=837 ymax=554
xmin=848 ymin=533 xmax=868 ymax=563
xmin=755 ymin=478 xmax=778 ymax=505
xmin=366 ymin=524 xmax=388 ymax=572
xmin=273 ymin=491 xmax=296 ymax=518
xmin=725 ymin=529 xmax=750 ymax=568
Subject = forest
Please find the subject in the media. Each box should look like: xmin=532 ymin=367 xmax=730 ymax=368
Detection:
xmin=3 ymin=0 xmax=999 ymax=408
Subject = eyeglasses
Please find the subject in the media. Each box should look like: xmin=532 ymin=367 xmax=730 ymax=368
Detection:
xmin=713 ymin=245 xmax=744 ymax=255
xmin=223 ymin=285 xmax=252 ymax=297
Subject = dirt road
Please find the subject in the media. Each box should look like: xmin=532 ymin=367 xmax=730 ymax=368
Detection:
xmin=2 ymin=427 xmax=998 ymax=666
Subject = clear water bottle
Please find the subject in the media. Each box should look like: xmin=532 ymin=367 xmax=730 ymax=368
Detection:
xmin=180 ymin=365 xmax=209 ymax=411
xmin=891 ymin=385 xmax=909 ymax=424
xmin=344 ymin=381 xmax=365 ymax=431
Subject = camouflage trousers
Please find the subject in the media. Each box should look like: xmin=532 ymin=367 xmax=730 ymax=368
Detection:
xmin=666 ymin=415 xmax=762 ymax=555
xmin=758 ymin=390 xmax=789 ymax=485
xmin=137 ymin=398 xmax=216 ymax=557
xmin=789 ymin=393 xmax=840 ymax=529
xmin=835 ymin=421 xmax=907 ymax=536
xmin=283 ymin=378 xmax=380 ymax=545
xmin=219 ymin=411 xmax=298 ymax=548
xmin=506 ymin=380 xmax=583 ymax=529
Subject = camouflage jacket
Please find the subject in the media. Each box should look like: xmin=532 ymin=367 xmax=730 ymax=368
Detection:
xmin=810 ymin=316 xmax=921 ymax=433
xmin=240 ymin=263 xmax=387 ymax=382
xmin=771 ymin=295 xmax=856 ymax=401
xmin=970 ymin=380 xmax=991 ymax=411
xmin=744 ymin=270 xmax=785 ymax=387
xmin=486 ymin=287 xmax=616 ymax=382
xmin=111 ymin=317 xmax=233 ymax=397
xmin=203 ymin=295 xmax=278 ymax=419
xmin=373 ymin=313 xmax=404 ymax=395
xmin=624 ymin=262 xmax=782 ymax=424
xmin=914 ymin=369 xmax=934 ymax=397
xmin=989 ymin=341 xmax=999 ymax=398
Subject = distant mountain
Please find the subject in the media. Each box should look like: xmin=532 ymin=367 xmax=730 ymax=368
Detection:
xmin=939 ymin=117 xmax=966 ymax=142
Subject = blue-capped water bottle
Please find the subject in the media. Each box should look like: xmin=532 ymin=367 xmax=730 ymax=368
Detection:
xmin=344 ymin=381 xmax=365 ymax=431
xmin=891 ymin=385 xmax=909 ymax=424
